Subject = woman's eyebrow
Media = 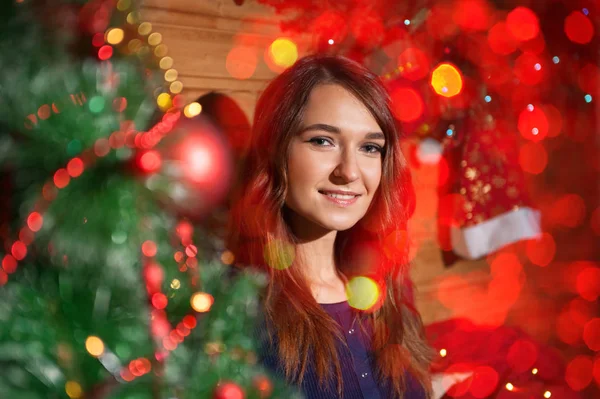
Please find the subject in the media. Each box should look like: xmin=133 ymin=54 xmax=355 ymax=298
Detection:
xmin=298 ymin=123 xmax=385 ymax=140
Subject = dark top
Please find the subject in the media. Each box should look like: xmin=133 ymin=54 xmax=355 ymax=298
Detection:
xmin=258 ymin=300 xmax=427 ymax=399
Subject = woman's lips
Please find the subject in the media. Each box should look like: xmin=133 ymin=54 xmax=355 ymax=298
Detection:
xmin=319 ymin=191 xmax=360 ymax=207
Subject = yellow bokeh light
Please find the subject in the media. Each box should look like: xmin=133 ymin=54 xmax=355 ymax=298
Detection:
xmin=85 ymin=336 xmax=105 ymax=357
xmin=269 ymin=38 xmax=298 ymax=68
xmin=157 ymin=93 xmax=172 ymax=111
xmin=263 ymin=239 xmax=295 ymax=270
xmin=544 ymin=391 xmax=551 ymax=398
xmin=154 ymin=44 xmax=168 ymax=57
xmin=160 ymin=57 xmax=174 ymax=70
xmin=431 ymin=63 xmax=463 ymax=98
xmin=169 ymin=81 xmax=183 ymax=94
xmin=106 ymin=28 xmax=124 ymax=45
xmin=439 ymin=348 xmax=447 ymax=357
xmin=184 ymin=102 xmax=202 ymax=118
xmin=531 ymin=368 xmax=538 ymax=375
xmin=65 ymin=381 xmax=82 ymax=399
xmin=148 ymin=32 xmax=162 ymax=46
xmin=164 ymin=69 xmax=178 ymax=82
xmin=126 ymin=12 xmax=139 ymax=24
xmin=221 ymin=250 xmax=235 ymax=265
xmin=191 ymin=292 xmax=214 ymax=312
xmin=346 ymin=276 xmax=380 ymax=311
xmin=171 ymin=279 xmax=181 ymax=289
xmin=128 ymin=39 xmax=142 ymax=53
xmin=117 ymin=0 xmax=131 ymax=11
xmin=138 ymin=22 xmax=152 ymax=36
xmin=505 ymin=383 xmax=514 ymax=391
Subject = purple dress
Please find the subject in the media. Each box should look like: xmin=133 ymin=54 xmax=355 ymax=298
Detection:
xmin=258 ymin=300 xmax=428 ymax=399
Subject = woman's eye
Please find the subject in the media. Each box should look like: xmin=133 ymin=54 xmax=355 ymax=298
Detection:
xmin=309 ymin=137 xmax=333 ymax=146
xmin=363 ymin=144 xmax=384 ymax=154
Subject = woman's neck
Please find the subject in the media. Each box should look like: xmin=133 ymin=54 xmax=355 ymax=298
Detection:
xmin=294 ymin=231 xmax=348 ymax=303
xmin=295 ymin=230 xmax=337 ymax=282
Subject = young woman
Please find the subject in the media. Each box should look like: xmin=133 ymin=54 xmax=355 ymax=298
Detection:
xmin=227 ymin=54 xmax=433 ymax=398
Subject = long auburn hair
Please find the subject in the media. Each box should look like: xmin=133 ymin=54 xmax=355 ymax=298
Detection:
xmin=226 ymin=54 xmax=433 ymax=397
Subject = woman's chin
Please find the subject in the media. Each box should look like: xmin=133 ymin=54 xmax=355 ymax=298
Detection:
xmin=317 ymin=218 xmax=360 ymax=232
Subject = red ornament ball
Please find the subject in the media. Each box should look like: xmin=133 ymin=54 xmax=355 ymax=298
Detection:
xmin=213 ymin=382 xmax=245 ymax=399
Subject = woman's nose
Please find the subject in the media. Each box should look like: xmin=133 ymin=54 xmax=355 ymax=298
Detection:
xmin=332 ymin=150 xmax=360 ymax=182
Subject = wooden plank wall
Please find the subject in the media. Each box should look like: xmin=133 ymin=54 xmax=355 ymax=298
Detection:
xmin=139 ymin=0 xmax=507 ymax=328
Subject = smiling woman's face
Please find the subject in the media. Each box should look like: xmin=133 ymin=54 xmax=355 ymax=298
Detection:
xmin=284 ymin=84 xmax=385 ymax=237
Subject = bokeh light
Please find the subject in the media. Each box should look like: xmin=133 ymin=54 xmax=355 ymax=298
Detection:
xmin=88 ymin=96 xmax=105 ymax=113
xmin=583 ymin=318 xmax=600 ymax=351
xmin=452 ymin=0 xmax=491 ymax=31
xmin=577 ymin=63 xmax=599 ymax=94
xmin=98 ymin=45 xmax=113 ymax=61
xmin=557 ymin=305 xmax=583 ymax=345
xmin=564 ymin=11 xmax=594 ymax=44
xmin=525 ymin=232 xmax=555 ymax=267
xmin=184 ymin=102 xmax=202 ymax=118
xmin=519 ymin=33 xmax=546 ymax=55
xmin=27 ymin=212 xmax=43 ymax=232
xmin=106 ymin=28 xmax=124 ymax=45
xmin=382 ymin=229 xmax=408 ymax=263
xmin=514 ymin=53 xmax=545 ymax=85
xmin=565 ymin=356 xmax=593 ymax=391
xmin=152 ymin=293 xmax=168 ymax=309
xmin=506 ymin=7 xmax=540 ymax=41
xmin=154 ymin=44 xmax=168 ymax=57
xmin=431 ymin=63 xmax=463 ymax=97
xmin=183 ymin=314 xmax=197 ymax=329
xmin=117 ymin=0 xmax=131 ymax=11
xmin=518 ymin=105 xmax=548 ymax=141
xmin=519 ymin=142 xmax=547 ymax=174
xmin=94 ymin=138 xmax=110 ymax=157
xmin=2 ymin=255 xmax=17 ymax=274
xmin=190 ymin=292 xmax=214 ymax=312
xmin=138 ymin=150 xmax=162 ymax=174
xmin=37 ymin=104 xmax=50 ymax=120
xmin=221 ymin=250 xmax=235 ymax=265
xmin=507 ymin=339 xmax=538 ymax=373
xmin=552 ymin=194 xmax=586 ymax=228
xmin=142 ymin=240 xmax=157 ymax=257
xmin=488 ymin=22 xmax=518 ymax=55
xmin=268 ymin=38 xmax=298 ymax=69
xmin=469 ymin=366 xmax=499 ymax=398
xmin=67 ymin=157 xmax=84 ymax=177
xmin=148 ymin=32 xmax=162 ymax=46
xmin=575 ymin=267 xmax=600 ymax=301
xmin=346 ymin=276 xmax=380 ymax=311
xmin=390 ymin=87 xmax=424 ymax=122
xmin=85 ymin=336 xmax=105 ymax=357
xmin=226 ymin=46 xmax=257 ymax=80
xmin=398 ymin=48 xmax=430 ymax=81
xmin=263 ymin=239 xmax=295 ymax=270
xmin=138 ymin=22 xmax=152 ymax=35
xmin=65 ymin=381 xmax=82 ymax=399
xmin=157 ymin=93 xmax=172 ymax=112
xmin=53 ymin=168 xmax=71 ymax=188
xmin=542 ymin=104 xmax=562 ymax=137
xmin=159 ymin=56 xmax=174 ymax=70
